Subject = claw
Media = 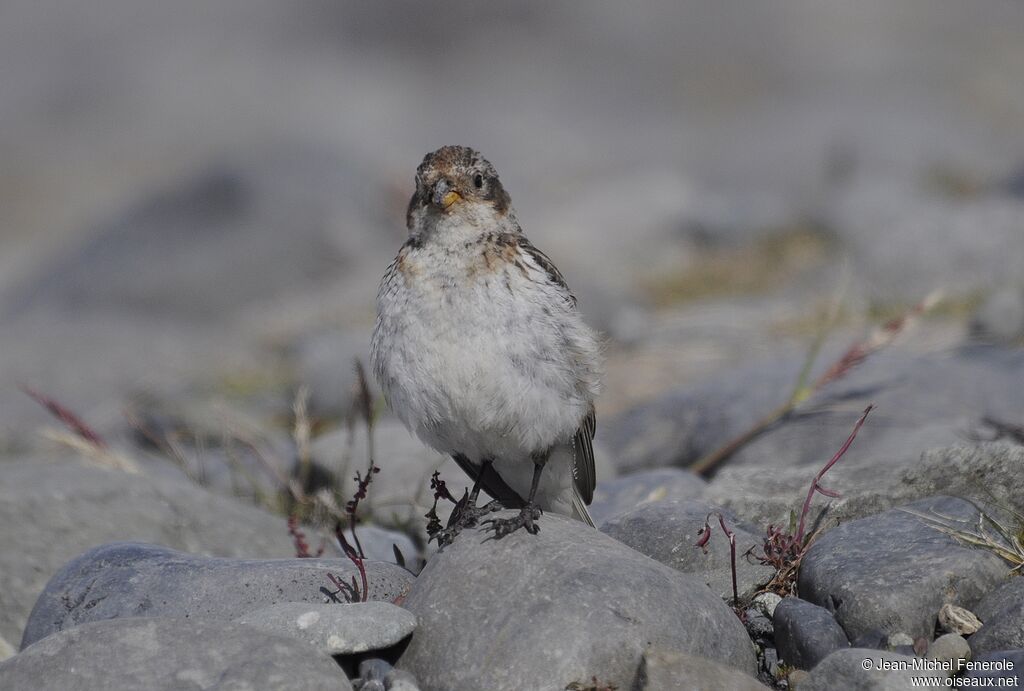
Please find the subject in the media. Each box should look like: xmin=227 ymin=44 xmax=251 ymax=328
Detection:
xmin=483 ymin=504 xmax=543 ymax=539
xmin=427 ymin=498 xmax=506 ymax=548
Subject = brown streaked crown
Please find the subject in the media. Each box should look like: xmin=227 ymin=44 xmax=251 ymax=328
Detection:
xmin=406 ymin=146 xmax=511 ymax=228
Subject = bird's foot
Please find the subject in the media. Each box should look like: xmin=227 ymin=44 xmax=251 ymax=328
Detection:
xmin=428 ymin=495 xmax=504 ymax=548
xmin=483 ymin=503 xmax=542 ymax=539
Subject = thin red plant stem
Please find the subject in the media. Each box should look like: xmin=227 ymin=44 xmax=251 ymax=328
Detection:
xmin=795 ymin=405 xmax=873 ymax=545
xmin=19 ymin=384 xmax=108 ymax=449
xmin=718 ymin=514 xmax=739 ymax=607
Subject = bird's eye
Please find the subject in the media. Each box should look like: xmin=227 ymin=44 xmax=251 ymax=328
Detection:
xmin=473 ymin=174 xmax=484 ymax=189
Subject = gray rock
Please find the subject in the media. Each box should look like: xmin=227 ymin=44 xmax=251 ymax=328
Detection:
xmin=6 ymin=146 xmax=367 ymax=322
xmin=293 ymin=326 xmax=376 ymax=417
xmin=356 ymin=660 xmax=421 ymax=691
xmin=589 ymin=468 xmax=707 ymax=526
xmin=744 ymin=612 xmax=773 ymax=641
xmin=311 ymin=419 xmax=468 ymax=531
xmin=234 ymin=601 xmax=416 ymax=656
xmin=398 ymin=511 xmax=756 ymax=690
xmin=799 ymin=648 xmax=947 ymax=690
xmin=21 ymin=541 xmax=414 ymax=648
xmin=613 ymin=346 xmax=1024 ymax=479
xmin=0 ymin=636 xmax=14 ymax=663
xmin=965 ymin=650 xmax=1024 ymax=687
xmin=927 ymin=633 xmax=970 ymax=667
xmin=938 ymin=603 xmax=983 ymax=635
xmin=972 ymin=286 xmax=1024 ymax=344
xmin=601 ymin=353 xmax=804 ymax=473
xmin=359 ymin=658 xmax=394 ymax=682
xmin=635 ymin=649 xmax=770 ymax=690
xmin=708 ymin=440 xmax=1024 ymax=533
xmin=333 ymin=524 xmax=420 ymax=571
xmin=970 ymin=603 xmax=1024 ymax=655
xmin=827 ymin=178 xmax=1024 ymax=300
xmin=887 ymin=633 xmax=915 ymax=648
xmin=0 ymin=616 xmax=352 ymax=690
xmin=773 ymin=597 xmax=850 ymax=670
xmin=751 ymin=592 xmax=783 ymax=619
xmin=966 ymin=577 xmax=1024 ymax=655
xmin=798 ymin=496 xmax=1008 ymax=642
xmin=383 ymin=669 xmax=422 ymax=691
xmin=974 ymin=578 xmax=1024 ymax=623
xmin=0 ymin=458 xmax=307 ymax=646
xmin=601 ymin=499 xmax=774 ymax=602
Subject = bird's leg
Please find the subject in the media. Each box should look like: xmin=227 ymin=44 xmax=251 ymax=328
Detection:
xmin=455 ymin=458 xmax=504 ymax=521
xmin=483 ymin=456 xmax=545 ymax=539
xmin=429 ymin=458 xmax=502 ymax=547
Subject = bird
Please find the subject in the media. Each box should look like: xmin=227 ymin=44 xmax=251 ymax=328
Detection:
xmin=370 ymin=145 xmax=602 ymax=541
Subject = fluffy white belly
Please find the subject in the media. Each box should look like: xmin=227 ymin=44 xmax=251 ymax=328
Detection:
xmin=374 ymin=255 xmax=587 ymax=464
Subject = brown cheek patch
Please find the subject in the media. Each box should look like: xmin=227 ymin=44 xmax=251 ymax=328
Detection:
xmin=396 ymin=250 xmax=418 ymax=278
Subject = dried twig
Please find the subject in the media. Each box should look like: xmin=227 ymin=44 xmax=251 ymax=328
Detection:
xmin=902 ymin=503 xmax=1024 ymax=572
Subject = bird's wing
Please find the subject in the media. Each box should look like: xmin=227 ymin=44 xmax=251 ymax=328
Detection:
xmin=513 ymin=234 xmax=596 ymax=505
xmin=507 ymin=234 xmax=578 ymax=307
xmin=572 ymin=404 xmax=597 ymax=505
xmin=449 ymin=454 xmax=526 ymax=508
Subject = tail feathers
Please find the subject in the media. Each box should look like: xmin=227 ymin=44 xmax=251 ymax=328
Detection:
xmin=571 ymin=487 xmax=596 ymax=528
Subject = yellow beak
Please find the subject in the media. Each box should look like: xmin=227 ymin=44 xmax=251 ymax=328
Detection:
xmin=440 ymin=190 xmax=461 ymax=209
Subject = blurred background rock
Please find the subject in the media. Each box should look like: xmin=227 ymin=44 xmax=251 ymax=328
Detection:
xmin=2 ymin=0 xmax=1023 ymax=480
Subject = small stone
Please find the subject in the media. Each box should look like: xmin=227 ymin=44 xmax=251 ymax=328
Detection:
xmin=938 ymin=603 xmax=982 ymax=635
xmin=745 ymin=612 xmax=773 ymax=641
xmin=887 ymin=632 xmax=914 ymax=648
xmin=762 ymin=647 xmax=781 ymax=678
xmin=383 ymin=669 xmax=422 ymax=691
xmin=926 ymin=633 xmax=970 ymax=667
xmin=751 ymin=592 xmax=783 ymax=619
xmin=359 ymin=658 xmax=394 ymax=682
xmin=774 ymin=597 xmax=850 ymax=670
xmin=235 ymin=602 xmax=416 ymax=656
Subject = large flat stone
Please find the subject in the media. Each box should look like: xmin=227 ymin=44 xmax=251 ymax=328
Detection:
xmin=798 ymin=496 xmax=1009 ymax=641
xmin=0 ymin=616 xmax=352 ymax=690
xmin=397 ymin=510 xmax=756 ymax=691
xmin=21 ymin=542 xmax=414 ymax=648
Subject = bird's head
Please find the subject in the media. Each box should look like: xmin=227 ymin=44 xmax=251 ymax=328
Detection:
xmin=406 ymin=146 xmax=514 ymax=235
